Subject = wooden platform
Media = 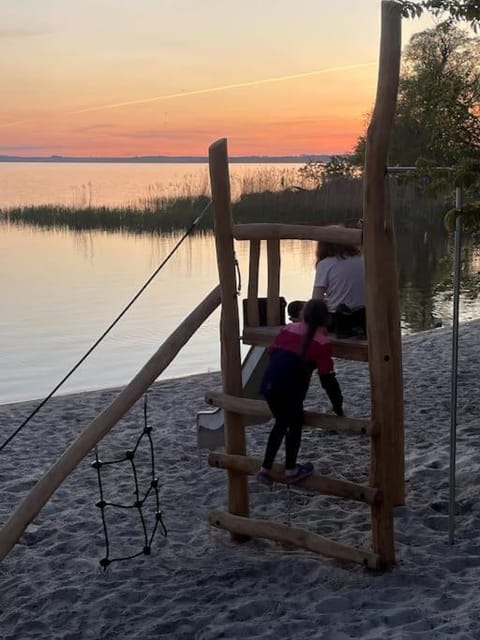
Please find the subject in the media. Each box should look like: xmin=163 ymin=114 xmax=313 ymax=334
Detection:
xmin=242 ymin=325 xmax=368 ymax=362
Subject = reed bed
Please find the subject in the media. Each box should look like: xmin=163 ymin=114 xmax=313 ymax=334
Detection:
xmin=0 ymin=174 xmax=454 ymax=236
xmin=1 ymin=196 xmax=212 ymax=235
xmin=2 ymin=169 xmax=479 ymax=333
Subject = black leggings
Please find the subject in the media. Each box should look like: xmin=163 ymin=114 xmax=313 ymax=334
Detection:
xmin=262 ymin=391 xmax=304 ymax=471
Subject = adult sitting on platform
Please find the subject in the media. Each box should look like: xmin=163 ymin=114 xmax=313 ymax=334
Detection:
xmin=312 ymin=240 xmax=366 ymax=338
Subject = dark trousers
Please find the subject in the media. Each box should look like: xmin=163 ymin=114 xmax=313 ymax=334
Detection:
xmin=319 ymin=372 xmax=343 ymax=415
xmin=328 ymin=307 xmax=366 ymax=339
xmin=262 ymin=391 xmax=304 ymax=471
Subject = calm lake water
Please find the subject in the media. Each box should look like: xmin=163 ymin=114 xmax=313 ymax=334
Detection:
xmin=0 ymin=162 xmax=301 ymax=208
xmin=1 ymin=162 xmax=479 ymax=405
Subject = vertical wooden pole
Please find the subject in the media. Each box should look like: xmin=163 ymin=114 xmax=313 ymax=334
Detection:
xmin=266 ymin=239 xmax=281 ymax=325
xmin=247 ymin=240 xmax=261 ymax=327
xmin=209 ymin=138 xmax=249 ymax=524
xmin=363 ymin=0 xmax=404 ymax=567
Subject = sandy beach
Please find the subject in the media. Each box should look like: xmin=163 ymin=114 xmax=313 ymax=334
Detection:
xmin=1 ymin=321 xmax=480 ymax=639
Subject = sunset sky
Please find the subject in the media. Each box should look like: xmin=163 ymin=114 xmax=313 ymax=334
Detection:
xmin=2 ymin=1 xmax=434 ymax=157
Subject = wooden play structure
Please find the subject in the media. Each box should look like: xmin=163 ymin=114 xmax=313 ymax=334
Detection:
xmin=0 ymin=1 xmax=404 ymax=569
xmin=205 ymin=0 xmax=404 ymax=569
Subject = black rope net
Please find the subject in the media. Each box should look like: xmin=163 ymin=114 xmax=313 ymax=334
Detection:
xmin=91 ymin=395 xmax=167 ymax=569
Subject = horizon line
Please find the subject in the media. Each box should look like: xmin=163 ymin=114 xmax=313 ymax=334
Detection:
xmin=0 ymin=152 xmax=335 ymax=160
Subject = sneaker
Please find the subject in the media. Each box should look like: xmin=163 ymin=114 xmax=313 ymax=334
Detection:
xmin=285 ymin=462 xmax=314 ymax=484
xmin=327 ymin=407 xmax=344 ymax=417
xmin=256 ymin=468 xmax=273 ymax=484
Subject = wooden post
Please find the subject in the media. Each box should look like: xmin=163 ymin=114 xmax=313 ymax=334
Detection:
xmin=0 ymin=286 xmax=221 ymax=563
xmin=266 ymin=239 xmax=281 ymax=325
xmin=247 ymin=240 xmax=260 ymax=327
xmin=209 ymin=138 xmax=249 ymax=523
xmin=363 ymin=0 xmax=404 ymax=567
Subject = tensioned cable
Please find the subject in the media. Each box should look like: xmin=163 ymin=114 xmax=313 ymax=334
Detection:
xmin=0 ymin=200 xmax=213 ymax=452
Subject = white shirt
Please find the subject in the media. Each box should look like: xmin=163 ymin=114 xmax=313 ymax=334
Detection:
xmin=314 ymin=255 xmax=365 ymax=312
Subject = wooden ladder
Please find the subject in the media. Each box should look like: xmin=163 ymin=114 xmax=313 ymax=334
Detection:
xmin=205 ymin=0 xmax=404 ymax=571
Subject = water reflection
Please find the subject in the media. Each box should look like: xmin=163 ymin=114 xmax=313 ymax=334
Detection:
xmin=395 ymin=213 xmax=480 ymax=330
xmin=0 ymin=220 xmax=479 ymax=404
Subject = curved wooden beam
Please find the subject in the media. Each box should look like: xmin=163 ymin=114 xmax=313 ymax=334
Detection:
xmin=233 ymin=223 xmax=362 ymax=245
xmin=0 ymin=286 xmax=221 ymax=563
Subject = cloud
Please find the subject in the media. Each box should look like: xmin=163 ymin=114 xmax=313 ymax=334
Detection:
xmin=69 ymin=123 xmax=117 ymax=135
xmin=0 ymin=61 xmax=376 ymax=130
xmin=0 ymin=144 xmax=67 ymax=151
xmin=63 ymin=124 xmax=214 ymax=140
xmin=0 ymin=27 xmax=55 ymax=39
xmin=72 ymin=63 xmax=376 ymax=115
xmin=110 ymin=128 xmax=213 ymax=141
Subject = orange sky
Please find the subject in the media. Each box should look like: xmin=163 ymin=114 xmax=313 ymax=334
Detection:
xmin=1 ymin=1 xmax=435 ymax=157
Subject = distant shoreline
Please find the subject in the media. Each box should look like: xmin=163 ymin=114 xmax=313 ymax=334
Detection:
xmin=0 ymin=154 xmax=329 ymax=164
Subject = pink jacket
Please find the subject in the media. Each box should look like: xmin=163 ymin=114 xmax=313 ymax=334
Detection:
xmin=269 ymin=322 xmax=333 ymax=375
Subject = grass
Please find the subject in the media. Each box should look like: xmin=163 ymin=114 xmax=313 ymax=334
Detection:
xmin=1 ymin=196 xmax=213 ymax=234
xmin=2 ymin=167 xmax=479 ymax=333
xmin=0 ymin=173 xmax=456 ymax=236
xmin=0 ymin=166 xmax=303 ymax=234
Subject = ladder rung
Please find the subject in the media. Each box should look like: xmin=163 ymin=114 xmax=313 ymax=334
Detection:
xmin=205 ymin=391 xmax=373 ymax=435
xmin=208 ymin=453 xmax=381 ymax=505
xmin=242 ymin=326 xmax=368 ymax=362
xmin=209 ymin=511 xmax=380 ymax=569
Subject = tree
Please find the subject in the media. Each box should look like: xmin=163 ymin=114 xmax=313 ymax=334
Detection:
xmin=400 ymin=1 xmax=480 ymax=30
xmin=323 ymin=155 xmax=361 ymax=180
xmin=298 ymin=2 xmax=480 ymax=181
xmin=353 ymin=20 xmax=480 ymax=168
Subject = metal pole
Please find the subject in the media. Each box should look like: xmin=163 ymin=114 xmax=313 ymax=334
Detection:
xmin=386 ymin=166 xmax=454 ymax=174
xmin=448 ymin=186 xmax=463 ymax=545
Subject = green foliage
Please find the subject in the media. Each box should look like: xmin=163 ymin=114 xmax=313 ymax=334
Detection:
xmin=399 ymin=1 xmax=480 ymax=30
xmin=1 ymin=178 xmax=448 ymax=235
xmin=351 ymin=19 xmax=480 ymax=187
xmin=296 ymin=156 xmax=359 ymax=188
xmin=444 ymin=199 xmax=480 ymax=232
xmin=1 ymin=196 xmax=212 ymax=234
xmin=393 ymin=22 xmax=480 ymax=166
xmin=388 ymin=157 xmax=480 ymax=201
xmin=296 ymin=161 xmax=325 ymax=187
xmin=410 ymin=157 xmax=480 ymax=194
xmin=323 ymin=155 xmax=361 ymax=181
xmin=433 ymin=241 xmax=480 ymax=302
